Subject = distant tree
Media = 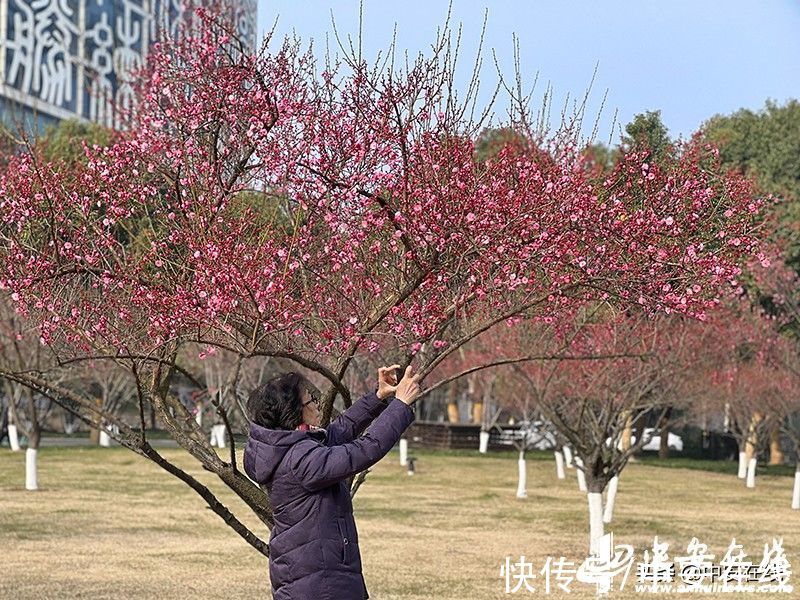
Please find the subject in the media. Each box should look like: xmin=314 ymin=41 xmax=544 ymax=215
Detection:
xmin=581 ymin=142 xmax=617 ymax=178
xmin=474 ymin=127 xmax=527 ymax=162
xmin=704 ymin=100 xmax=800 ymax=201
xmin=580 ymin=111 xmax=673 ymax=180
xmin=704 ymin=100 xmax=800 ymax=268
xmin=0 ymin=126 xmax=16 ymax=171
xmin=495 ymin=310 xmax=700 ymax=553
xmin=40 ymin=119 xmax=113 ymax=163
xmin=0 ymin=297 xmax=63 ymax=489
xmin=620 ymin=110 xmax=674 ymax=165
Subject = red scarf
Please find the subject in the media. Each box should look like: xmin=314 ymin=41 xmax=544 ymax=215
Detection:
xmin=296 ymin=423 xmax=323 ymax=432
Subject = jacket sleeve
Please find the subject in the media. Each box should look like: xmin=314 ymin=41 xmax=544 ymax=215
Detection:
xmin=325 ymin=390 xmax=391 ymax=446
xmin=289 ymin=399 xmax=415 ymax=492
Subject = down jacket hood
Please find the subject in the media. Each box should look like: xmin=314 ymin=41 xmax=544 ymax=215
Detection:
xmin=243 ymin=423 xmax=326 ymax=485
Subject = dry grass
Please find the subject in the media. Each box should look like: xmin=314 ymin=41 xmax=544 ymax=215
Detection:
xmin=0 ymin=446 xmax=797 ymax=599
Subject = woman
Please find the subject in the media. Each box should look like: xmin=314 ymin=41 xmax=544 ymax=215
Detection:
xmin=243 ymin=364 xmax=421 ymax=599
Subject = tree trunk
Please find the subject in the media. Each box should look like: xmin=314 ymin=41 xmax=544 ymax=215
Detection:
xmin=1 ymin=403 xmax=8 ymax=444
xmin=446 ymin=381 xmax=459 ymax=424
xmin=737 ymin=441 xmax=747 ymax=479
xmin=471 ymin=401 xmax=483 ymax=424
xmin=744 ymin=411 xmax=763 ymax=460
xmin=399 ymin=438 xmax=408 ymax=466
xmin=25 ymin=391 xmax=41 ymax=491
xmin=746 ymin=456 xmax=757 ymax=488
xmin=26 ymin=447 xmax=38 ymax=490
xmin=658 ymin=407 xmax=672 ymax=459
xmin=516 ymin=449 xmax=527 ymax=499
xmin=603 ymin=475 xmax=619 ymax=524
xmin=585 ymin=468 xmax=609 ymax=555
xmin=575 ymin=456 xmax=587 ymax=492
xmin=554 ymin=449 xmax=565 ymax=479
xmin=7 ymin=391 xmax=21 ymax=451
xmin=210 ymin=423 xmax=227 ymax=448
xmin=588 ymin=492 xmax=604 ymax=554
xmin=99 ymin=427 xmax=112 ymax=447
xmin=8 ymin=423 xmax=20 ymax=451
xmin=478 ymin=430 xmax=489 ymax=453
xmin=769 ymin=428 xmax=784 ymax=466
xmin=632 ymin=410 xmax=648 ymax=457
xmin=793 ymin=462 xmax=800 ymax=510
xmin=475 ymin=375 xmax=493 ymax=426
xmin=621 ymin=411 xmax=633 ymax=452
xmin=89 ymin=397 xmax=102 ymax=445
xmin=563 ymin=445 xmax=574 ymax=468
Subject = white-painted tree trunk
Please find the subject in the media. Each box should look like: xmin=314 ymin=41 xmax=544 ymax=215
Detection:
xmin=563 ymin=445 xmax=574 ymax=468
xmin=554 ymin=450 xmax=565 ymax=479
xmin=603 ymin=475 xmax=619 ymax=524
xmin=746 ymin=457 xmax=757 ymax=488
xmin=99 ymin=430 xmax=111 ymax=447
xmin=737 ymin=451 xmax=747 ymax=479
xmin=516 ymin=451 xmax=527 ymax=498
xmin=8 ymin=424 xmax=20 ymax=451
xmin=479 ymin=430 xmax=490 ymax=453
xmin=792 ymin=467 xmax=800 ymax=510
xmin=195 ymin=410 xmax=202 ymax=427
xmin=575 ymin=456 xmax=587 ymax=492
xmin=399 ymin=438 xmax=408 ymax=466
xmin=588 ymin=492 xmax=605 ymax=555
xmin=210 ymin=424 xmax=227 ymax=448
xmin=25 ymin=448 xmax=38 ymax=490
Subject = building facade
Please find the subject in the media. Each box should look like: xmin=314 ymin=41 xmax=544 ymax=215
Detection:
xmin=0 ymin=0 xmax=257 ymax=131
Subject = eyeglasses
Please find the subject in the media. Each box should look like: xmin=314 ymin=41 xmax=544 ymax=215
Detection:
xmin=300 ymin=390 xmax=319 ymax=408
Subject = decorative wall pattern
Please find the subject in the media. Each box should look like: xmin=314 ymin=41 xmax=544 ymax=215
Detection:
xmin=1 ymin=0 xmax=257 ymax=124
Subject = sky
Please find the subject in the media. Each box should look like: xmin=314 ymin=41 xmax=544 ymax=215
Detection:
xmin=256 ymin=1 xmax=800 ymax=144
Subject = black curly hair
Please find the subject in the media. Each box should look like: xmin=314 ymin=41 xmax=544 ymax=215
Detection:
xmin=246 ymin=372 xmax=312 ymax=430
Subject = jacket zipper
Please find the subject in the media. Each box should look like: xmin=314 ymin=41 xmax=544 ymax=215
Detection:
xmin=337 ymin=519 xmax=349 ymax=563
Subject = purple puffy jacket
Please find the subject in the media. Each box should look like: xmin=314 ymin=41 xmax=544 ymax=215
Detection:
xmin=244 ymin=391 xmax=415 ymax=599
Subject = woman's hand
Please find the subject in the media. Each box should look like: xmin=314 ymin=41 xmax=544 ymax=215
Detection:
xmin=394 ymin=365 xmax=422 ymax=406
xmin=377 ymin=364 xmax=401 ymax=400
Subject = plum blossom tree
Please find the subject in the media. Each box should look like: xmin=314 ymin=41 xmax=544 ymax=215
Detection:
xmin=0 ymin=6 xmax=764 ymax=558
xmin=0 ymin=296 xmax=62 ymax=489
xmin=769 ymin=343 xmax=800 ymax=508
xmin=485 ymin=312 xmax=705 ymax=553
xmin=687 ymin=299 xmax=789 ymax=487
xmin=68 ymin=360 xmax=137 ymax=446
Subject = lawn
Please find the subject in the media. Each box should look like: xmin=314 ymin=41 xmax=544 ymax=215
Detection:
xmin=0 ymin=446 xmax=796 ymax=599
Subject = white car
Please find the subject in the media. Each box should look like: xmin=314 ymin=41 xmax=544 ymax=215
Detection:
xmin=496 ymin=421 xmax=557 ymax=450
xmin=636 ymin=428 xmax=684 ymax=452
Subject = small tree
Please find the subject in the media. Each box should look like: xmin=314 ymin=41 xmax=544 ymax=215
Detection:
xmin=501 ymin=313 xmax=703 ymax=553
xmin=0 ymin=296 xmax=62 ymax=489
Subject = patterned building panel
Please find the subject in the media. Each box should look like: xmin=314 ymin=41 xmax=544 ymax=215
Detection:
xmin=0 ymin=0 xmax=257 ymax=126
xmin=4 ymin=0 xmax=82 ymax=115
